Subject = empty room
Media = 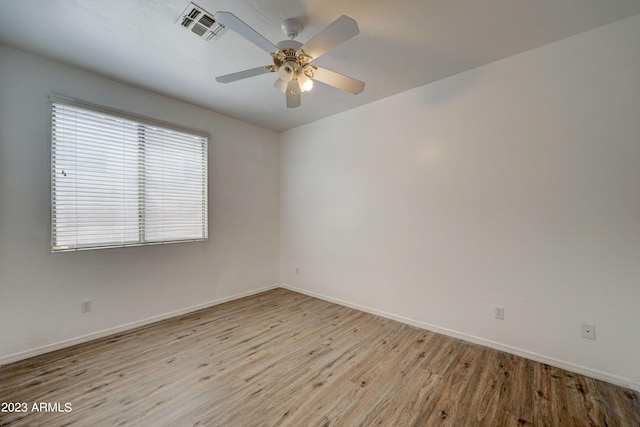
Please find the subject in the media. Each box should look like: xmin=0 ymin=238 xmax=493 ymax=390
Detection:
xmin=1 ymin=1 xmax=639 ymax=425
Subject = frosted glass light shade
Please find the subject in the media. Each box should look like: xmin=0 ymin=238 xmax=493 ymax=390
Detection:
xmin=274 ymin=78 xmax=287 ymax=93
xmin=298 ymin=73 xmax=314 ymax=92
xmin=278 ymin=61 xmax=296 ymax=82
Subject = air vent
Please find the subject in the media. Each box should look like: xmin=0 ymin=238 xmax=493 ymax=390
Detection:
xmin=176 ymin=3 xmax=226 ymax=42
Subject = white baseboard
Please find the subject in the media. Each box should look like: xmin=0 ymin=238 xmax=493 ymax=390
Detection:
xmin=4 ymin=283 xmax=638 ymax=392
xmin=0 ymin=284 xmax=279 ymax=367
xmin=280 ymin=284 xmax=640 ymax=392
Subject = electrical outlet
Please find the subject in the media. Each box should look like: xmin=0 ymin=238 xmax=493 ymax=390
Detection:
xmin=581 ymin=324 xmax=595 ymax=340
xmin=494 ymin=307 xmax=505 ymax=320
xmin=81 ymin=300 xmax=92 ymax=313
xmin=296 ymin=267 xmax=300 ymax=275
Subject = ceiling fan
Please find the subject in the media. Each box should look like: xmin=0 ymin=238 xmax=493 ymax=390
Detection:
xmin=214 ymin=12 xmax=365 ymax=108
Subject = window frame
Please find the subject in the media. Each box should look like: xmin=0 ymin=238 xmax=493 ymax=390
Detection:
xmin=49 ymin=94 xmax=209 ymax=252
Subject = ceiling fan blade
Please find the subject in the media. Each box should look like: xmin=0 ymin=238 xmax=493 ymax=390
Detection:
xmin=216 ymin=66 xmax=272 ymax=83
xmin=312 ymin=67 xmax=365 ymax=94
xmin=286 ymin=80 xmax=301 ymax=108
xmin=301 ymin=15 xmax=359 ymax=60
xmin=214 ymin=11 xmax=278 ymax=53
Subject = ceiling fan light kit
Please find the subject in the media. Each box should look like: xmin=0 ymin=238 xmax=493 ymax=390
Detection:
xmin=214 ymin=12 xmax=365 ymax=108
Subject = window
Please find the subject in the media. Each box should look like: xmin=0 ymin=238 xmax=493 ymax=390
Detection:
xmin=51 ymin=99 xmax=208 ymax=251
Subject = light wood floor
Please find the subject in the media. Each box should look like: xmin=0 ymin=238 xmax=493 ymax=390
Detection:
xmin=1 ymin=288 xmax=639 ymax=426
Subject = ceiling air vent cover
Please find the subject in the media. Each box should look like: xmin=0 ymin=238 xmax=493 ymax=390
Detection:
xmin=177 ymin=3 xmax=226 ymax=42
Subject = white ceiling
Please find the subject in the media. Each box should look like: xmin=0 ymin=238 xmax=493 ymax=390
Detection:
xmin=1 ymin=0 xmax=639 ymax=131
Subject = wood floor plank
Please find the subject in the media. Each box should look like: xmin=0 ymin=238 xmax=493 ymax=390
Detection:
xmin=1 ymin=288 xmax=639 ymax=426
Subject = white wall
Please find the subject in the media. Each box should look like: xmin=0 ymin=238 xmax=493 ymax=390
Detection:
xmin=280 ymin=15 xmax=640 ymax=389
xmin=0 ymin=45 xmax=280 ymax=363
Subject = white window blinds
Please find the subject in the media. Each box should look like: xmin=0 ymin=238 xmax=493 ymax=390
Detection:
xmin=51 ymin=101 xmax=208 ymax=251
